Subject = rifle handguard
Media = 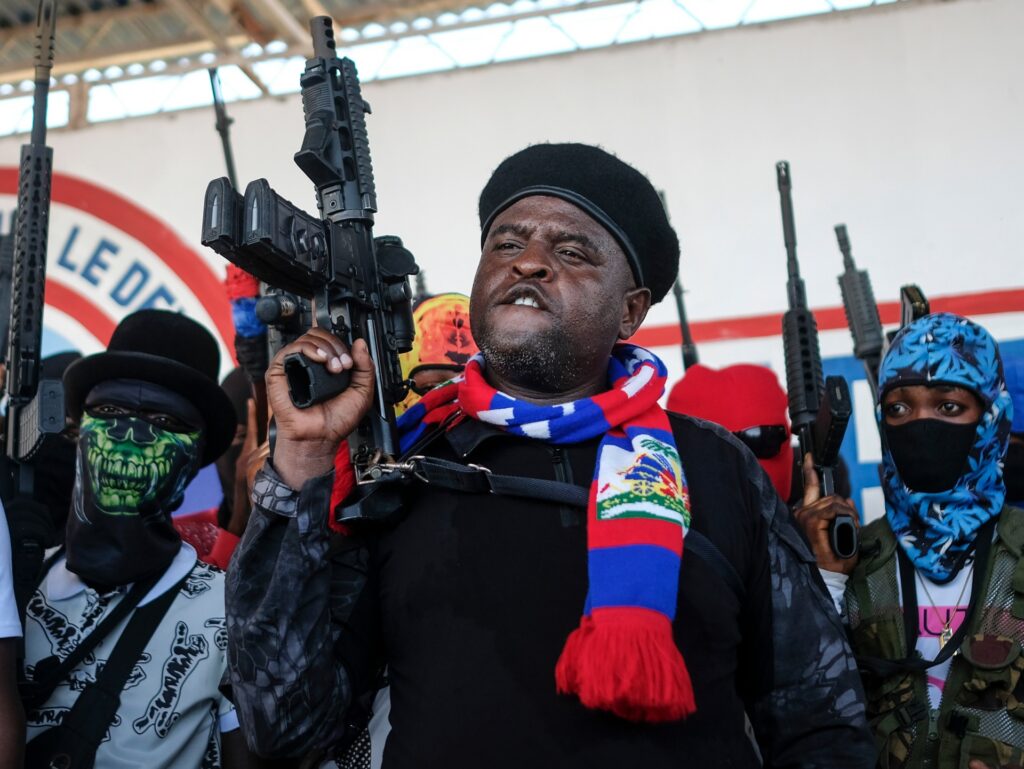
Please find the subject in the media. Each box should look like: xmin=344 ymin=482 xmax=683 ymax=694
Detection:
xmin=284 ymin=353 xmax=352 ymax=408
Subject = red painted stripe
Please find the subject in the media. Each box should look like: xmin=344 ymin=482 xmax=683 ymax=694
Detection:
xmin=631 ymin=287 xmax=1024 ymax=348
xmin=45 ymin=279 xmax=117 ymax=345
xmin=0 ymin=168 xmax=233 ymax=352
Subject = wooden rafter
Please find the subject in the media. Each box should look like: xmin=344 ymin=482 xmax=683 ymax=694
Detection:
xmin=162 ymin=0 xmax=270 ymax=95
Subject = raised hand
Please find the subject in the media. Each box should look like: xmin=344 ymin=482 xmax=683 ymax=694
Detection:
xmin=267 ymin=328 xmax=375 ymax=489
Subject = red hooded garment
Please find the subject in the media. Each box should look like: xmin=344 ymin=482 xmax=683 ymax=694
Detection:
xmin=667 ymin=363 xmax=794 ymax=502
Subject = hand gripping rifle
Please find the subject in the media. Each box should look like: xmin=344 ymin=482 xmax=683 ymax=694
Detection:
xmin=775 ymin=162 xmax=857 ymax=559
xmin=3 ymin=0 xmax=65 ymax=620
xmin=201 ymin=17 xmax=418 ymax=488
xmin=835 ymin=224 xmax=883 ymax=400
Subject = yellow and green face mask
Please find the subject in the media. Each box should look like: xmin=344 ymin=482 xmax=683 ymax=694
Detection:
xmin=66 ymin=411 xmax=203 ymax=587
xmin=80 ymin=413 xmax=201 ymax=515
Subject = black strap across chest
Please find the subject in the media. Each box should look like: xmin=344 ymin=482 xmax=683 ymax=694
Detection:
xmin=858 ymin=518 xmax=995 ymax=678
xmin=24 ymin=569 xmax=190 ymax=769
xmin=19 ymin=550 xmax=162 ymax=712
xmin=352 ymin=438 xmax=747 ymax=603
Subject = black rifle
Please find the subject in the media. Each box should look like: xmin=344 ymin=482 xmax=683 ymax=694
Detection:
xmin=883 ymin=284 xmax=931 ymax=347
xmin=658 ymin=191 xmax=698 ymax=371
xmin=3 ymin=0 xmax=65 ymax=620
xmin=670 ymin=279 xmax=698 ymax=371
xmin=835 ymin=224 xmax=883 ymax=400
xmin=202 ymin=16 xmax=417 ymax=483
xmin=899 ymin=284 xmax=929 ymax=328
xmin=208 ymin=68 xmax=239 ymax=190
xmin=775 ymin=162 xmax=857 ymax=558
xmin=0 ymin=227 xmax=14 ymax=360
xmin=413 ymin=270 xmax=429 ymax=304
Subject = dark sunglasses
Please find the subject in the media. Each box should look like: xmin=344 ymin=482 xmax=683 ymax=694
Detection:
xmin=732 ymin=424 xmax=788 ymax=459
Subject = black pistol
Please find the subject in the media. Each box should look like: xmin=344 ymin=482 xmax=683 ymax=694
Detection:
xmin=776 ymin=162 xmax=857 ymax=559
xmin=201 ymin=16 xmax=418 ymax=479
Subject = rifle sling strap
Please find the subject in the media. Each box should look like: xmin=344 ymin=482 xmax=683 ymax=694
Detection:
xmin=857 ymin=518 xmax=995 ymax=678
xmin=25 ymin=570 xmax=190 ymax=768
xmin=19 ymin=552 xmax=162 ymax=712
xmin=403 ymin=455 xmax=746 ymax=602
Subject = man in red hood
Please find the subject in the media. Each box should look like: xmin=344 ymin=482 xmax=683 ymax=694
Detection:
xmin=668 ymin=363 xmax=794 ymax=502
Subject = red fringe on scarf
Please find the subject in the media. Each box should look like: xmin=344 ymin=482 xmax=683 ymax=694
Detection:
xmin=555 ymin=607 xmax=696 ymax=722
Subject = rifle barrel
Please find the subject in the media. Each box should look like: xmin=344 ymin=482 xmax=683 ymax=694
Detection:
xmin=31 ymin=0 xmax=56 ymax=147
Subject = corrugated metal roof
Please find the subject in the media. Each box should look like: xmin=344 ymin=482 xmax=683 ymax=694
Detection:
xmin=0 ymin=0 xmax=477 ymax=84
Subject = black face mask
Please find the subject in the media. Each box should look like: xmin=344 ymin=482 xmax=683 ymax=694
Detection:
xmin=1005 ymin=441 xmax=1024 ymax=502
xmin=884 ymin=419 xmax=978 ymax=494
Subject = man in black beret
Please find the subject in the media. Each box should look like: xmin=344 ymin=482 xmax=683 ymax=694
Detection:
xmin=226 ymin=144 xmax=874 ymax=767
xmin=18 ymin=309 xmax=263 ymax=769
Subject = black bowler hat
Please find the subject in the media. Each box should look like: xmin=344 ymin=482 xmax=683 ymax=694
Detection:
xmin=63 ymin=309 xmax=236 ymax=466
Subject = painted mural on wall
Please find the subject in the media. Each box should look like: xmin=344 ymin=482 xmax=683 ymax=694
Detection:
xmin=0 ymin=167 xmax=232 ymax=369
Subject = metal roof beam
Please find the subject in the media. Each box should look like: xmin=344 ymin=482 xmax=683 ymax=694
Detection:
xmin=162 ymin=0 xmax=270 ymax=95
xmin=244 ymin=0 xmax=311 ymax=47
xmin=0 ymin=34 xmax=253 ymax=83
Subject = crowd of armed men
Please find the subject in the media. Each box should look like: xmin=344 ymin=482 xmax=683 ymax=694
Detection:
xmin=0 ymin=137 xmax=1021 ymax=769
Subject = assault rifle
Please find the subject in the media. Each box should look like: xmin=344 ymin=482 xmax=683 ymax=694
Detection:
xmin=775 ymin=162 xmax=857 ymax=558
xmin=835 ymin=224 xmax=884 ymax=400
xmin=3 ymin=0 xmax=65 ymax=619
xmin=208 ymin=68 xmax=239 ymax=190
xmin=202 ymin=16 xmax=418 ymax=488
xmin=658 ymin=192 xmax=697 ymax=370
xmin=670 ymin=279 xmax=698 ymax=371
xmin=0 ymin=228 xmax=14 ymax=360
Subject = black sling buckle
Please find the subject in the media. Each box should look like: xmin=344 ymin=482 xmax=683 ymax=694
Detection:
xmin=392 ymin=455 xmax=747 ymax=602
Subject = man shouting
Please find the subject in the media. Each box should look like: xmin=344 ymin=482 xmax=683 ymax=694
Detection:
xmin=226 ymin=144 xmax=874 ymax=768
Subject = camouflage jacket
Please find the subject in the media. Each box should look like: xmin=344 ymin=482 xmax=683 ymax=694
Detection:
xmin=226 ymin=414 xmax=874 ymax=768
xmin=846 ymin=507 xmax=1024 ymax=768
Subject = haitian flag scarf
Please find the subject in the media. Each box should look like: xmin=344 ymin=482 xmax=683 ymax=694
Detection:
xmin=397 ymin=343 xmax=696 ymax=722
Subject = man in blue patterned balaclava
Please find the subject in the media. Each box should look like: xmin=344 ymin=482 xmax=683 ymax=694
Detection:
xmin=876 ymin=312 xmax=1013 ymax=582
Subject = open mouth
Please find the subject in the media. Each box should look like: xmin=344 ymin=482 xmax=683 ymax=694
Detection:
xmin=511 ymin=295 xmax=540 ymax=309
xmin=501 ymin=284 xmax=548 ymax=311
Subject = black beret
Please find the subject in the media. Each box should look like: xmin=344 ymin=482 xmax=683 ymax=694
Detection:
xmin=478 ymin=143 xmax=679 ymax=304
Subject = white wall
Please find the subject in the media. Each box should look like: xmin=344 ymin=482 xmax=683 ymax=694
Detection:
xmin=1 ymin=0 xmax=1021 ymax=333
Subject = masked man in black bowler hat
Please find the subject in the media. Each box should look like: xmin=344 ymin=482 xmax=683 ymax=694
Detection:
xmin=226 ymin=144 xmax=874 ymax=768
xmin=19 ymin=310 xmax=263 ymax=769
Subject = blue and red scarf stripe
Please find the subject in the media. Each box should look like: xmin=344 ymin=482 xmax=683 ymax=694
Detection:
xmin=393 ymin=343 xmax=696 ymax=721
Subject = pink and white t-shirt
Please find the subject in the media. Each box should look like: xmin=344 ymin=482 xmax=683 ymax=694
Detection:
xmin=912 ymin=566 xmax=972 ymax=708
xmin=822 ymin=562 xmax=973 ymax=709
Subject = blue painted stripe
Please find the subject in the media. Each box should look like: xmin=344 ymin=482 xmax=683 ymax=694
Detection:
xmin=587 ymin=544 xmax=680 ymax=619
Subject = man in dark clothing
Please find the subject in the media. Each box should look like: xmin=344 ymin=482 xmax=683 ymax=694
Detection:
xmin=226 ymin=143 xmax=874 ymax=768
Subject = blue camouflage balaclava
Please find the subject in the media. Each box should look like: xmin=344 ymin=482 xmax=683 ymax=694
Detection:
xmin=877 ymin=313 xmax=1013 ymax=582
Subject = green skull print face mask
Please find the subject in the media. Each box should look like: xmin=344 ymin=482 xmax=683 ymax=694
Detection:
xmin=81 ymin=413 xmax=200 ymax=515
xmin=66 ymin=405 xmax=203 ymax=588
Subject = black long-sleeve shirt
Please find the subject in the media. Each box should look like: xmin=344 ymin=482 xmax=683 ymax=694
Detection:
xmin=226 ymin=413 xmax=874 ymax=768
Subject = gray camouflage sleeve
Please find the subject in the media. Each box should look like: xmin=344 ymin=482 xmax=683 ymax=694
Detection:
xmin=225 ymin=461 xmax=372 ymax=758
xmin=745 ymin=453 xmax=876 ymax=769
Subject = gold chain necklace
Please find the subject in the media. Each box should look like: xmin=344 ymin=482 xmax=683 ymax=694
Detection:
xmin=916 ymin=564 xmax=974 ymax=650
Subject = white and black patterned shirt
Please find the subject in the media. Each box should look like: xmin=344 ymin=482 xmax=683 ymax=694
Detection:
xmin=24 ymin=542 xmax=238 ymax=769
